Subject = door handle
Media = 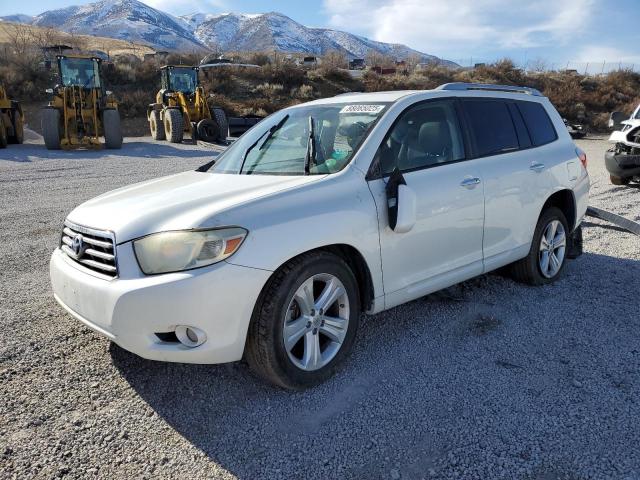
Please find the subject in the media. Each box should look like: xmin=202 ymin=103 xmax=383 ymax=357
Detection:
xmin=530 ymin=162 xmax=545 ymax=172
xmin=460 ymin=177 xmax=481 ymax=188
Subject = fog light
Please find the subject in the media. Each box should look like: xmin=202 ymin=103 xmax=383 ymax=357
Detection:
xmin=175 ymin=325 xmax=207 ymax=347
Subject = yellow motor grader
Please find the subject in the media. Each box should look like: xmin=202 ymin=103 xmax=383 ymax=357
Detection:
xmin=42 ymin=54 xmax=122 ymax=150
xmin=148 ymin=65 xmax=228 ymax=144
xmin=0 ymin=84 xmax=25 ymax=148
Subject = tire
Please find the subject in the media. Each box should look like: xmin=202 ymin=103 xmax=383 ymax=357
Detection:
xmin=0 ymin=122 xmax=7 ymax=148
xmin=164 ymin=108 xmax=184 ymax=143
xmin=510 ymin=207 xmax=569 ymax=286
xmin=42 ymin=108 xmax=61 ymax=150
xmin=103 ymin=109 xmax=123 ymax=149
xmin=211 ymin=107 xmax=229 ymax=141
xmin=245 ymin=251 xmax=361 ymax=390
xmin=149 ymin=110 xmax=165 ymax=140
xmin=191 ymin=121 xmax=198 ymax=142
xmin=196 ymin=119 xmax=220 ymax=143
xmin=10 ymin=109 xmax=24 ymax=144
xmin=610 ymin=174 xmax=630 ymax=186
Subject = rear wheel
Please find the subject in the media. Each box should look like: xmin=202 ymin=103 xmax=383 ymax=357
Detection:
xmin=510 ymin=207 xmax=569 ymax=286
xmin=0 ymin=122 xmax=7 ymax=148
xmin=164 ymin=108 xmax=184 ymax=143
xmin=610 ymin=174 xmax=630 ymax=186
xmin=7 ymin=108 xmax=24 ymax=144
xmin=245 ymin=251 xmax=361 ymax=389
xmin=103 ymin=109 xmax=123 ymax=149
xmin=196 ymin=119 xmax=220 ymax=143
xmin=149 ymin=110 xmax=165 ymax=140
xmin=42 ymin=108 xmax=61 ymax=150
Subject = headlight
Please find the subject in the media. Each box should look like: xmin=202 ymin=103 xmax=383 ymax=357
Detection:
xmin=133 ymin=227 xmax=247 ymax=274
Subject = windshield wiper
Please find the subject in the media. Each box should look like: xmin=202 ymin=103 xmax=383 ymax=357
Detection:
xmin=239 ymin=114 xmax=289 ymax=174
xmin=304 ymin=116 xmax=316 ymax=175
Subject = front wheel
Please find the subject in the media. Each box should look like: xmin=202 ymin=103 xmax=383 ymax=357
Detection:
xmin=164 ymin=109 xmax=184 ymax=143
xmin=245 ymin=251 xmax=361 ymax=389
xmin=510 ymin=207 xmax=569 ymax=286
xmin=610 ymin=174 xmax=630 ymax=186
xmin=103 ymin=109 xmax=122 ymax=149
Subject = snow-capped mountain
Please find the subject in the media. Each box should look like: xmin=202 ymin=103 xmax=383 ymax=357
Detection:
xmin=30 ymin=0 xmax=203 ymax=51
xmin=0 ymin=14 xmax=34 ymax=23
xmin=181 ymin=11 xmax=453 ymax=63
xmin=3 ymin=0 xmax=455 ymax=64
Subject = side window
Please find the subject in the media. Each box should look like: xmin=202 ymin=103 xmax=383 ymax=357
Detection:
xmin=517 ymin=101 xmax=558 ymax=146
xmin=507 ymin=103 xmax=532 ymax=149
xmin=463 ymin=100 xmax=519 ymax=156
xmin=376 ymin=100 xmax=465 ymax=175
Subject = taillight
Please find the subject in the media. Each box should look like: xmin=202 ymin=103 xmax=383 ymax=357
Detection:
xmin=576 ymin=147 xmax=587 ymax=169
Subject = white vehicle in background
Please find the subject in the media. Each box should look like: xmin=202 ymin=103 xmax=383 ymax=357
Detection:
xmin=606 ymin=104 xmax=640 ymax=185
xmin=50 ymin=83 xmax=589 ymax=389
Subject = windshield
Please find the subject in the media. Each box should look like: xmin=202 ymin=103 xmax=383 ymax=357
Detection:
xmin=168 ymin=68 xmax=197 ymax=93
xmin=59 ymin=57 xmax=101 ymax=89
xmin=210 ymin=102 xmax=389 ymax=175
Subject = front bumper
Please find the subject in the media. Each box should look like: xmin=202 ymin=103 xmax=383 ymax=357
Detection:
xmin=605 ymin=150 xmax=640 ymax=178
xmin=50 ymin=246 xmax=271 ymax=364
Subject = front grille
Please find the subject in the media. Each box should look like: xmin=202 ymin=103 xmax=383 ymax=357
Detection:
xmin=60 ymin=221 xmax=118 ymax=279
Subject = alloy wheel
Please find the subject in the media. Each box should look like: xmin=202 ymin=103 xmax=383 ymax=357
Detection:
xmin=283 ymin=273 xmax=350 ymax=371
xmin=539 ymin=219 xmax=566 ymax=278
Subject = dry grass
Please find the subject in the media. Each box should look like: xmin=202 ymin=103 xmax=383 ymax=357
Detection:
xmin=0 ymin=28 xmax=638 ymax=130
xmin=0 ymin=22 xmax=154 ymax=57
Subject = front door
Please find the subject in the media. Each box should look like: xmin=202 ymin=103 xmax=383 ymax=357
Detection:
xmin=366 ymin=99 xmax=485 ymax=309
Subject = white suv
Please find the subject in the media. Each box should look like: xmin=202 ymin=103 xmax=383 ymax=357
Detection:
xmin=50 ymin=83 xmax=590 ymax=389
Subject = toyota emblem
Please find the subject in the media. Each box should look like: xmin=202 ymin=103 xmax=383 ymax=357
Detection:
xmin=71 ymin=234 xmax=84 ymax=258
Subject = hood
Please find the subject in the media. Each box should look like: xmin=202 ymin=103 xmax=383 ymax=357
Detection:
xmin=67 ymin=171 xmax=323 ymax=243
xmin=609 ymin=119 xmax=640 ymax=146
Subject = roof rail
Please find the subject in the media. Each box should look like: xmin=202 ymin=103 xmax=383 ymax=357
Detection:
xmin=436 ymin=82 xmax=542 ymax=96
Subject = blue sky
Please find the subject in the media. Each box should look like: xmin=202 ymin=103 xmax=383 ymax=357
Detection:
xmin=6 ymin=0 xmax=640 ymax=69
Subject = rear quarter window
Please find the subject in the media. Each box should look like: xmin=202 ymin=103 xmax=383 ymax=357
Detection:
xmin=517 ymin=101 xmax=558 ymax=146
xmin=462 ymin=100 xmax=519 ymax=157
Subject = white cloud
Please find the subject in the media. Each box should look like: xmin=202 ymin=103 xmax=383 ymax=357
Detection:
xmin=577 ymin=45 xmax=640 ymax=64
xmin=323 ymin=0 xmax=595 ymax=56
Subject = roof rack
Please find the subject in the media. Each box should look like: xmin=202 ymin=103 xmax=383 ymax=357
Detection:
xmin=436 ymin=82 xmax=542 ymax=96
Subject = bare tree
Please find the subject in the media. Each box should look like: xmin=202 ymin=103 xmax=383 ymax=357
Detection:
xmin=322 ymin=50 xmax=348 ymax=69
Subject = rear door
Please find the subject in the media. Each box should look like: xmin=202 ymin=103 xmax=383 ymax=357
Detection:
xmin=460 ymin=98 xmax=557 ymax=271
xmin=367 ymin=98 xmax=485 ymax=309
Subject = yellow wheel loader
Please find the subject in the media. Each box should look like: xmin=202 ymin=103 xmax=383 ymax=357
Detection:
xmin=0 ymin=84 xmax=25 ymax=148
xmin=148 ymin=65 xmax=228 ymax=144
xmin=42 ymin=55 xmax=122 ymax=150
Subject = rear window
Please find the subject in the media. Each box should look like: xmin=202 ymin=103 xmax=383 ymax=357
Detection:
xmin=517 ymin=101 xmax=557 ymax=146
xmin=463 ymin=100 xmax=519 ymax=157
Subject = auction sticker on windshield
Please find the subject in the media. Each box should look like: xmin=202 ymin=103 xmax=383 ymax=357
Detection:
xmin=340 ymin=104 xmax=386 ymax=114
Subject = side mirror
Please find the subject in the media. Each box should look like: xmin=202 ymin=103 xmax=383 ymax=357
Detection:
xmin=386 ymin=168 xmax=416 ymax=233
xmin=609 ymin=111 xmax=627 ymax=131
xmin=395 ymin=184 xmax=417 ymax=233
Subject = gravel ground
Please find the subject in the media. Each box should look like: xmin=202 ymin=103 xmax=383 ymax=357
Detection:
xmin=1 ymin=135 xmax=639 ymax=480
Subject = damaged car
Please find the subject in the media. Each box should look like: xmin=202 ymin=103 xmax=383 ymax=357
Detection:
xmin=50 ymin=83 xmax=589 ymax=389
xmin=606 ymin=104 xmax=640 ymax=185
